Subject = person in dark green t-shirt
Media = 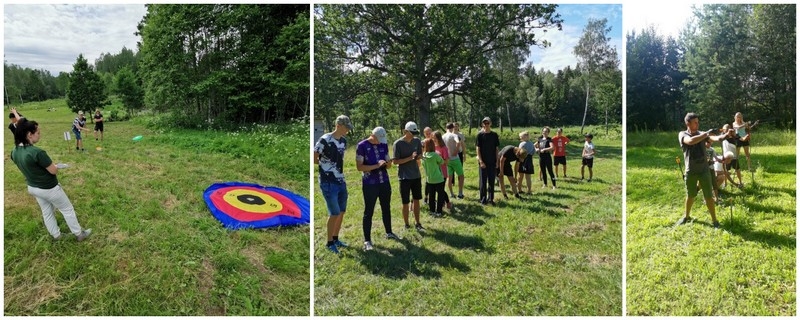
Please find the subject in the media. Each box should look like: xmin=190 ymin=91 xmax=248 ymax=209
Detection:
xmin=11 ymin=119 xmax=92 ymax=241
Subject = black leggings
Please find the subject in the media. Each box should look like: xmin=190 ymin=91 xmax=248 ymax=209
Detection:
xmin=362 ymin=182 xmax=392 ymax=242
xmin=425 ymin=182 xmax=447 ymax=213
xmin=540 ymin=154 xmax=556 ymax=187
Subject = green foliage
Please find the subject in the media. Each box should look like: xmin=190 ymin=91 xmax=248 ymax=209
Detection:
xmin=315 ymin=4 xmax=564 ymax=128
xmin=4 ymin=101 xmax=309 ymax=315
xmin=679 ymin=4 xmax=795 ymax=129
xmin=627 ymin=130 xmax=795 ymax=315
xmin=66 ymin=54 xmax=108 ymax=113
xmin=3 ymin=63 xmax=64 ymax=105
xmin=137 ymin=4 xmax=310 ymax=128
xmin=114 ymin=66 xmax=145 ymax=115
xmin=573 ymin=18 xmax=621 ymax=134
xmin=315 ymin=125 xmax=622 ymax=316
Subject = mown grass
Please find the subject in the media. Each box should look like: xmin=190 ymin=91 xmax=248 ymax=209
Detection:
xmin=314 ymin=125 xmax=622 ymax=316
xmin=626 ymin=130 xmax=796 ymax=316
xmin=4 ymin=99 xmax=310 ymax=315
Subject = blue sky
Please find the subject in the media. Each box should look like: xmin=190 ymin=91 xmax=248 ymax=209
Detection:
xmin=527 ymin=4 xmax=622 ymax=73
xmin=4 ymin=4 xmax=147 ymax=75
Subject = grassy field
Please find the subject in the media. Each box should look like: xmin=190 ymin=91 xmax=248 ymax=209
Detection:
xmin=626 ymin=130 xmax=796 ymax=316
xmin=314 ymin=125 xmax=622 ymax=316
xmin=4 ymin=99 xmax=310 ymax=315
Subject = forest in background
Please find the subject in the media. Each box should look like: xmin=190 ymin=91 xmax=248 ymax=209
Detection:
xmin=627 ymin=4 xmax=795 ymax=131
xmin=4 ymin=4 xmax=309 ymax=129
xmin=314 ymin=4 xmax=622 ymax=136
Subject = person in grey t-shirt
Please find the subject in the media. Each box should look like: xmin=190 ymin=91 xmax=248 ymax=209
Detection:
xmin=393 ymin=121 xmax=425 ymax=232
xmin=676 ymin=112 xmax=727 ymax=229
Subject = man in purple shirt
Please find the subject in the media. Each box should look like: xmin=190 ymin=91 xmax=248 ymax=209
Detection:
xmin=356 ymin=127 xmax=401 ymax=251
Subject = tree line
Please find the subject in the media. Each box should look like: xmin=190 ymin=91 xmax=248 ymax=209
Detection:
xmin=626 ymin=4 xmax=795 ymax=131
xmin=315 ymin=4 xmax=621 ymax=136
xmin=6 ymin=4 xmax=310 ymax=129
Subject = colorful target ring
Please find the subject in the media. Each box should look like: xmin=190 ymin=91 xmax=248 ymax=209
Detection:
xmin=204 ymin=182 xmax=309 ymax=229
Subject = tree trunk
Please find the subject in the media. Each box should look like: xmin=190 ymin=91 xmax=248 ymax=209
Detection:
xmin=605 ymin=105 xmax=609 ymax=135
xmin=580 ymin=85 xmax=590 ymax=135
xmin=506 ymin=102 xmax=513 ymax=133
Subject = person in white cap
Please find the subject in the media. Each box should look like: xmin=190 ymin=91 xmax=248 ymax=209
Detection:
xmin=356 ymin=127 xmax=400 ymax=251
xmin=314 ymin=115 xmax=352 ymax=254
xmin=393 ymin=121 xmax=425 ymax=232
xmin=71 ymin=111 xmax=90 ymax=151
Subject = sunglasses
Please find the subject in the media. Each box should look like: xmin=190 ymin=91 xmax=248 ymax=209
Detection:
xmin=482 ymin=121 xmax=490 ymax=125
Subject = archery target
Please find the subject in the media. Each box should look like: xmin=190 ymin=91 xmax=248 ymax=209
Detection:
xmin=204 ymin=182 xmax=309 ymax=229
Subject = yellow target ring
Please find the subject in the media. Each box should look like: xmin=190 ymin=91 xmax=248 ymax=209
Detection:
xmin=222 ymin=189 xmax=283 ymax=214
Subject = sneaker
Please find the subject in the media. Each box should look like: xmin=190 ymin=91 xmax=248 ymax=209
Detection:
xmin=542 ymin=184 xmax=547 ymax=188
xmin=53 ymin=233 xmax=63 ymax=241
xmin=333 ymin=239 xmax=348 ymax=248
xmin=363 ymin=241 xmax=374 ymax=251
xmin=675 ymin=217 xmax=692 ymax=226
xmin=405 ymin=224 xmax=412 ymax=230
xmin=450 ymin=192 xmax=455 ymax=199
xmin=737 ymin=183 xmax=743 ymax=189
xmin=386 ymin=233 xmax=401 ymax=240
xmin=76 ymin=229 xmax=92 ymax=242
xmin=515 ymin=193 xmax=522 ymax=199
xmin=433 ymin=212 xmax=443 ymax=218
xmin=587 ymin=179 xmax=592 ymax=182
xmin=489 ymin=200 xmax=496 ymax=206
xmin=326 ymin=244 xmax=340 ymax=254
xmin=712 ymin=221 xmax=721 ymax=229
xmin=552 ymin=186 xmax=556 ymax=190
xmin=457 ymin=194 xmax=464 ymax=199
xmin=415 ymin=223 xmax=426 ymax=232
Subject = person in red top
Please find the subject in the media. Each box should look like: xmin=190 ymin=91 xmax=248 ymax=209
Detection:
xmin=551 ymin=128 xmax=570 ymax=178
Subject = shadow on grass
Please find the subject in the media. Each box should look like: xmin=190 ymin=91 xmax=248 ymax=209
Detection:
xmin=449 ymin=203 xmax=494 ymax=226
xmin=495 ymin=194 xmax=567 ymax=217
xmin=428 ymin=228 xmax=494 ymax=253
xmin=720 ymin=187 xmax=795 ymax=217
xmin=355 ymin=238 xmax=471 ymax=279
xmin=724 ymin=218 xmax=796 ymax=248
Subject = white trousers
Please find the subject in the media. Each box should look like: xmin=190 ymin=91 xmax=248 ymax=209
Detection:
xmin=27 ymin=184 xmax=83 ymax=238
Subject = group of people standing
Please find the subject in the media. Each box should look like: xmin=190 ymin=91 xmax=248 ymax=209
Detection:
xmin=677 ymin=112 xmax=755 ymax=229
xmin=315 ymin=115 xmax=598 ymax=254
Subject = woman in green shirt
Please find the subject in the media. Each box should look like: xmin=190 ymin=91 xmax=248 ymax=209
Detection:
xmin=11 ymin=118 xmax=91 ymax=241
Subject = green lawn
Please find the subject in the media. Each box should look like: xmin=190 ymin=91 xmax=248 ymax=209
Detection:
xmin=626 ymin=130 xmax=796 ymax=316
xmin=4 ymin=99 xmax=310 ymax=315
xmin=314 ymin=125 xmax=622 ymax=316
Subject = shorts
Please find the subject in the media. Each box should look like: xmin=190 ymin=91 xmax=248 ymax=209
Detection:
xmin=736 ymin=139 xmax=750 ymax=147
xmin=500 ymin=161 xmax=514 ymax=177
xmin=319 ymin=181 xmax=348 ymax=215
xmin=447 ymin=157 xmax=464 ymax=177
xmin=72 ymin=128 xmax=82 ymax=140
xmin=582 ymin=157 xmax=594 ymax=168
xmin=685 ymin=169 xmax=713 ymax=199
xmin=725 ymin=159 xmax=739 ymax=171
xmin=554 ymin=156 xmax=567 ymax=166
xmin=518 ymin=155 xmax=534 ymax=174
xmin=399 ymin=178 xmax=422 ymax=204
xmin=94 ymin=123 xmax=104 ymax=132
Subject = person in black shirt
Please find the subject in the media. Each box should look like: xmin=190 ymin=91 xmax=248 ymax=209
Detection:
xmin=93 ymin=110 xmax=104 ymax=141
xmin=8 ymin=108 xmax=23 ymax=135
xmin=475 ymin=117 xmax=500 ymax=205
xmin=498 ymin=145 xmax=528 ymax=199
xmin=536 ymin=127 xmax=557 ymax=189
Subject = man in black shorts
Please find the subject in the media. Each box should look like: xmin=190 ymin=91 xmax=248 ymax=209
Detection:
xmin=93 ymin=110 xmax=104 ymax=141
xmin=394 ymin=121 xmax=425 ymax=232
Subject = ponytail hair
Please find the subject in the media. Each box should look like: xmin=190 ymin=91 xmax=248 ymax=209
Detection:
xmin=14 ymin=119 xmax=38 ymax=146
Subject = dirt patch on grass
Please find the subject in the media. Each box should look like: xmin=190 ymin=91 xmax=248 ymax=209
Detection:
xmin=162 ymin=194 xmax=179 ymax=211
xmin=198 ymin=258 xmax=224 ymax=316
xmin=563 ymin=222 xmax=607 ymax=237
xmin=241 ymin=246 xmax=269 ymax=275
xmin=4 ymin=275 xmax=67 ymax=314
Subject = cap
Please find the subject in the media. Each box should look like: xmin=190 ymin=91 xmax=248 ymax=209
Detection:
xmin=482 ymin=117 xmax=491 ymax=123
xmin=335 ymin=115 xmax=353 ymax=130
xmin=404 ymin=121 xmax=419 ymax=135
xmin=584 ymin=133 xmax=593 ymax=139
xmin=78 ymin=111 xmax=84 ymax=115
xmin=372 ymin=127 xmax=387 ymax=144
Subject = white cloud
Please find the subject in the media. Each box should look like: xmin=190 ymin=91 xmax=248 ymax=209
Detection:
xmin=4 ymin=4 xmax=147 ymax=75
xmin=625 ymin=2 xmax=695 ymax=39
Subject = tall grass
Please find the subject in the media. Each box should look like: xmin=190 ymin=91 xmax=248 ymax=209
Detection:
xmin=626 ymin=130 xmax=795 ymax=315
xmin=4 ymin=99 xmax=310 ymax=315
xmin=314 ymin=125 xmax=622 ymax=316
